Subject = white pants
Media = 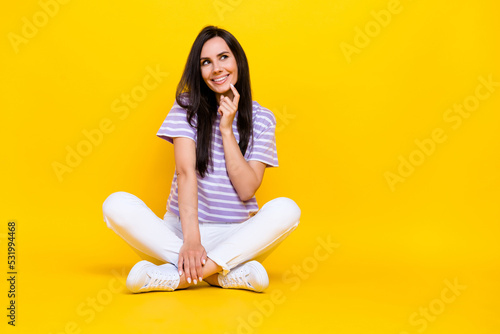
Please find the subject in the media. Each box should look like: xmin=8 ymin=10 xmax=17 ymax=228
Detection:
xmin=102 ymin=192 xmax=301 ymax=275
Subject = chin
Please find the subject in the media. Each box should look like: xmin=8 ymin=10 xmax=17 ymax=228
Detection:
xmin=212 ymin=85 xmax=230 ymax=93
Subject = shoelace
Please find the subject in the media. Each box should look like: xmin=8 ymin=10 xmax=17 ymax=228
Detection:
xmin=146 ymin=269 xmax=178 ymax=289
xmin=220 ymin=266 xmax=251 ymax=288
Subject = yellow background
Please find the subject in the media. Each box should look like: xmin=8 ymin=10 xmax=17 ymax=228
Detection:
xmin=2 ymin=0 xmax=499 ymax=333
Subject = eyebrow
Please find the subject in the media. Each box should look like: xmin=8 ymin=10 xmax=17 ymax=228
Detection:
xmin=200 ymin=51 xmax=229 ymax=61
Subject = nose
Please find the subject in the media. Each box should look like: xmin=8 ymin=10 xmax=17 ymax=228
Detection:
xmin=213 ymin=60 xmax=222 ymax=73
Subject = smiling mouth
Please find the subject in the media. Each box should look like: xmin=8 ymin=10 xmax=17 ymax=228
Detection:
xmin=212 ymin=74 xmax=229 ymax=84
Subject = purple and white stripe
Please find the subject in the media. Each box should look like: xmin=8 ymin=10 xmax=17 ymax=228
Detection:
xmin=157 ymin=99 xmax=278 ymax=223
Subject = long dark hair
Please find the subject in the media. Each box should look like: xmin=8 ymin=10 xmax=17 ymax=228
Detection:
xmin=175 ymin=25 xmax=253 ymax=178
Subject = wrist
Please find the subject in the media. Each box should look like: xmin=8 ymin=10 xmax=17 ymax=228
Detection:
xmin=183 ymin=231 xmax=201 ymax=244
xmin=220 ymin=128 xmax=235 ymax=139
xmin=183 ymin=238 xmax=201 ymax=245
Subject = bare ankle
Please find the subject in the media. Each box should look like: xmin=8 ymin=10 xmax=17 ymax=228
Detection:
xmin=176 ymin=275 xmax=192 ymax=289
xmin=204 ymin=273 xmax=220 ymax=286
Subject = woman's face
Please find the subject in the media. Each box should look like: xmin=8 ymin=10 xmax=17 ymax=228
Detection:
xmin=200 ymin=37 xmax=238 ymax=97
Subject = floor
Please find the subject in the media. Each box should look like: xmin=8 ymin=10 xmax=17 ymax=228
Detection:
xmin=4 ymin=212 xmax=498 ymax=334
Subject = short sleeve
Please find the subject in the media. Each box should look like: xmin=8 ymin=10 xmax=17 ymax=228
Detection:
xmin=246 ymin=105 xmax=279 ymax=167
xmin=156 ymin=100 xmax=196 ymax=144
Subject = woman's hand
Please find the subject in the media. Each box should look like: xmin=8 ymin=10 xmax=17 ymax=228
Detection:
xmin=218 ymin=84 xmax=240 ymax=135
xmin=178 ymin=240 xmax=207 ymax=284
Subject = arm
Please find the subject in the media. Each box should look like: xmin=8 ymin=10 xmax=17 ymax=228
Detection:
xmin=221 ymin=131 xmax=266 ymax=201
xmin=173 ymin=137 xmax=206 ymax=284
xmin=219 ymin=84 xmax=266 ymax=201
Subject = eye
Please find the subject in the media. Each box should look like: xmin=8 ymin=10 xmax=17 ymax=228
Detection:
xmin=221 ymin=54 xmax=228 ymax=60
xmin=201 ymin=59 xmax=210 ymax=66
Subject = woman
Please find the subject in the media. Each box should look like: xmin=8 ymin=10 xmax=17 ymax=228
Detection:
xmin=102 ymin=25 xmax=301 ymax=293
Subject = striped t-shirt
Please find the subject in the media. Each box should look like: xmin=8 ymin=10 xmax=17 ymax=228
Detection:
xmin=157 ymin=98 xmax=279 ymax=223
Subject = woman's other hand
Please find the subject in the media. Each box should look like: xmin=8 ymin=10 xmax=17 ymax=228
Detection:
xmin=178 ymin=240 xmax=207 ymax=284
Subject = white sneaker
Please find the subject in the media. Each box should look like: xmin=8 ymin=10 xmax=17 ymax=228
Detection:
xmin=126 ymin=260 xmax=180 ymax=293
xmin=218 ymin=261 xmax=269 ymax=292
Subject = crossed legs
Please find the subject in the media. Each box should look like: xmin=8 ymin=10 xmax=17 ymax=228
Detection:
xmin=102 ymin=191 xmax=301 ymax=291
